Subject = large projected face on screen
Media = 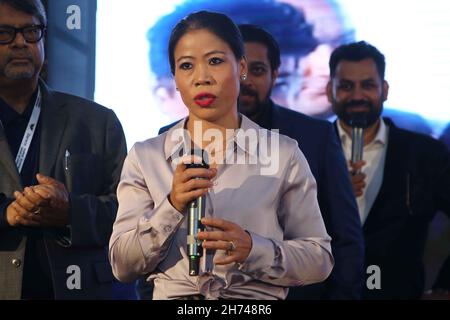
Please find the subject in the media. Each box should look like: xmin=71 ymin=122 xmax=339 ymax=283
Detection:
xmin=95 ymin=0 xmax=450 ymax=148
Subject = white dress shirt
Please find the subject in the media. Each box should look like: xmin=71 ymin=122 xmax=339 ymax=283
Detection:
xmin=109 ymin=115 xmax=333 ymax=300
xmin=337 ymin=119 xmax=389 ymax=225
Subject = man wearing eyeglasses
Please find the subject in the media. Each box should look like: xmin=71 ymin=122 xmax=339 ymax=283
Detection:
xmin=0 ymin=0 xmax=135 ymax=299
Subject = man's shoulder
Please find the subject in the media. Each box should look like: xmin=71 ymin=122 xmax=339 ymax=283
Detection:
xmin=271 ymin=104 xmax=335 ymax=152
xmin=159 ymin=120 xmax=182 ymax=135
xmin=46 ymin=87 xmax=114 ymax=117
xmin=273 ymin=103 xmax=332 ymax=132
xmin=388 ymin=119 xmax=448 ymax=155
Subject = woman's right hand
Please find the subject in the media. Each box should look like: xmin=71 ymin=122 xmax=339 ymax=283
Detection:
xmin=169 ymin=162 xmax=217 ymax=213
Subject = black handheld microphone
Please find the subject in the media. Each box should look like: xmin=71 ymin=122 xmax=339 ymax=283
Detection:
xmin=350 ymin=112 xmax=367 ymax=175
xmin=186 ymin=151 xmax=209 ymax=276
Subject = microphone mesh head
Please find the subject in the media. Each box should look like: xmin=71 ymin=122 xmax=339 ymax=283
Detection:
xmin=186 ymin=149 xmax=210 ymax=169
xmin=349 ymin=112 xmax=368 ymax=128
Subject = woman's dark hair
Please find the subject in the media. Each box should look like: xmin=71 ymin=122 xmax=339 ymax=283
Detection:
xmin=168 ymin=10 xmax=244 ymax=75
xmin=0 ymin=0 xmax=47 ymax=26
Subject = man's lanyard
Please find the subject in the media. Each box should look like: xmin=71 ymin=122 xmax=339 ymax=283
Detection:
xmin=15 ymin=87 xmax=42 ymax=173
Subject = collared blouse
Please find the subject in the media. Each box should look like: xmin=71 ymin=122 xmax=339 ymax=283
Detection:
xmin=109 ymin=115 xmax=333 ymax=299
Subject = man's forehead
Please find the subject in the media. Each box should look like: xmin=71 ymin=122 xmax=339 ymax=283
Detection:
xmin=248 ymin=60 xmax=269 ymax=66
xmin=336 ymin=58 xmax=377 ymax=71
xmin=244 ymin=42 xmax=269 ymax=59
xmin=335 ymin=58 xmax=380 ymax=79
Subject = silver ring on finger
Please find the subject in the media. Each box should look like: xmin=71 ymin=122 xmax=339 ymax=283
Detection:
xmin=226 ymin=240 xmax=236 ymax=255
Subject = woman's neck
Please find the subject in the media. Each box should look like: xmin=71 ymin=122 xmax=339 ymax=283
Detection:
xmin=186 ymin=112 xmax=240 ymax=159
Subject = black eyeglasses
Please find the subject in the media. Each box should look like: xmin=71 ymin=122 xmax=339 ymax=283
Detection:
xmin=0 ymin=25 xmax=46 ymax=44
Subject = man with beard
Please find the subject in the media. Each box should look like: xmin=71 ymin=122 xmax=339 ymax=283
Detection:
xmin=327 ymin=41 xmax=450 ymax=299
xmin=238 ymin=24 xmax=364 ymax=300
xmin=0 ymin=0 xmax=135 ymax=299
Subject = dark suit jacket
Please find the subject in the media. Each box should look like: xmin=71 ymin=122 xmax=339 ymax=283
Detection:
xmin=0 ymin=82 xmax=135 ymax=299
xmin=337 ymin=118 xmax=450 ymax=299
xmin=158 ymin=102 xmax=365 ymax=299
xmin=440 ymin=123 xmax=450 ymax=148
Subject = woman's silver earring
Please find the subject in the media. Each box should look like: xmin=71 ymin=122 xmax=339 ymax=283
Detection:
xmin=240 ymin=74 xmax=247 ymax=81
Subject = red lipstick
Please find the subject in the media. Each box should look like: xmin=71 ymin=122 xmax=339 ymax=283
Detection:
xmin=194 ymin=93 xmax=217 ymax=107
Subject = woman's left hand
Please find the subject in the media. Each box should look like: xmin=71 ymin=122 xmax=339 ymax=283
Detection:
xmin=198 ymin=217 xmax=252 ymax=265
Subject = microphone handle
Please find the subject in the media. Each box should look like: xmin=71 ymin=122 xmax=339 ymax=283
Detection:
xmin=187 ymin=193 xmax=206 ymax=276
xmin=351 ymin=127 xmax=364 ymax=175
xmin=185 ymin=158 xmax=209 ymax=276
